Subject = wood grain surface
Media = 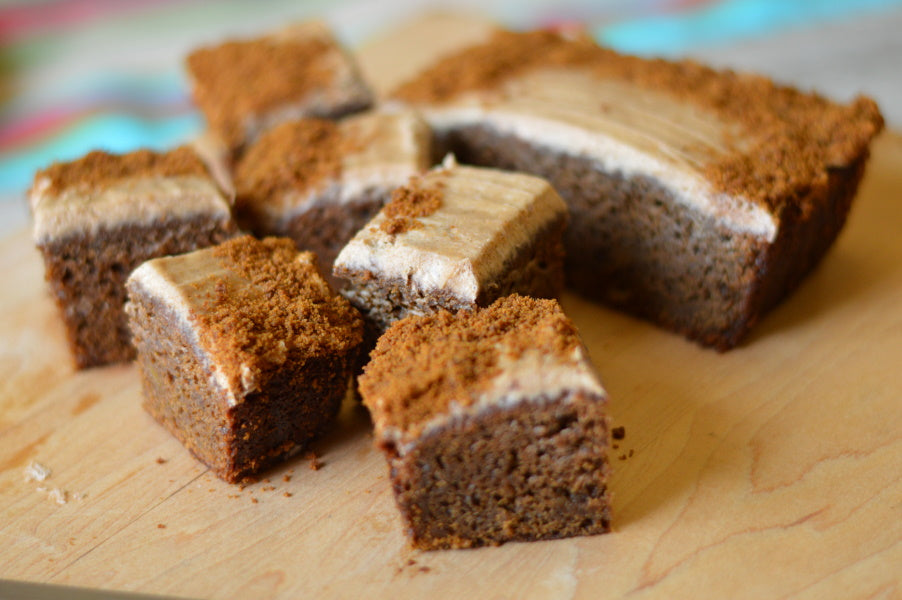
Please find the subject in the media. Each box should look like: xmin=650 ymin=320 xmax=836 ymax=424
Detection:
xmin=1 ymin=15 xmax=900 ymax=600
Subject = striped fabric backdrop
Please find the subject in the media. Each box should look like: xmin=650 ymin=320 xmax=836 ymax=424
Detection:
xmin=2 ymin=0 xmax=900 ymax=199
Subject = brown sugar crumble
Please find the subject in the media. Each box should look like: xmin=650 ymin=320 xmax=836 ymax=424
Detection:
xmin=235 ymin=119 xmax=368 ymax=209
xmin=199 ymin=236 xmax=363 ymax=391
xmin=35 ymin=146 xmax=208 ymax=196
xmin=359 ymin=295 xmax=583 ymax=436
xmin=391 ymin=29 xmax=884 ymax=212
xmin=379 ymin=181 xmax=444 ymax=235
xmin=187 ymin=37 xmax=335 ymax=148
xmin=306 ymin=451 xmax=322 ymax=471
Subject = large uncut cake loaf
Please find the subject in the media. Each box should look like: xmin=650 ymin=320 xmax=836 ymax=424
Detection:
xmin=390 ymin=29 xmax=885 ymax=350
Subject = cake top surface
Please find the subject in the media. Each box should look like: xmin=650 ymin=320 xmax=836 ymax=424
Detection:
xmin=234 ymin=111 xmax=431 ymax=221
xmin=33 ymin=146 xmax=209 ymax=197
xmin=333 ymin=158 xmax=567 ymax=301
xmin=359 ymin=294 xmax=604 ymax=441
xmin=186 ymin=22 xmax=371 ymax=148
xmin=128 ymin=236 xmax=363 ymax=400
xmin=379 ymin=176 xmax=444 ymax=235
xmin=391 ymin=29 xmax=884 ymax=215
xmin=30 ymin=146 xmax=231 ymax=243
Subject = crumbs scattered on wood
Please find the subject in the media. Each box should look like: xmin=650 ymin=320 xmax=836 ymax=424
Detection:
xmin=307 ymin=451 xmax=322 ymax=471
xmin=24 ymin=461 xmax=51 ymax=482
xmin=612 ymin=426 xmax=626 ymax=440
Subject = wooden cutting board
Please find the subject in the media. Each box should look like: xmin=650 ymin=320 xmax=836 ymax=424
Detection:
xmin=1 ymin=14 xmax=900 ymax=600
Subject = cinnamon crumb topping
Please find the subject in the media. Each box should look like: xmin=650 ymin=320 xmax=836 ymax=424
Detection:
xmin=379 ymin=180 xmax=444 ymax=235
xmin=35 ymin=146 xmax=208 ymax=196
xmin=391 ymin=30 xmax=884 ymax=212
xmin=186 ymin=35 xmax=337 ymax=148
xmin=195 ymin=236 xmax=363 ymax=388
xmin=235 ymin=119 xmax=360 ymax=212
xmin=359 ymin=295 xmax=582 ymax=435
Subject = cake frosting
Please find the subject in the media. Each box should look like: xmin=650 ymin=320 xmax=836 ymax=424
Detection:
xmin=379 ymin=343 xmax=606 ymax=453
xmin=334 ymin=158 xmax=568 ymax=301
xmin=31 ymin=175 xmax=232 ymax=243
xmin=128 ymin=246 xmax=251 ymax=405
xmin=398 ymin=66 xmax=777 ymax=240
xmin=240 ymin=111 xmax=432 ymax=231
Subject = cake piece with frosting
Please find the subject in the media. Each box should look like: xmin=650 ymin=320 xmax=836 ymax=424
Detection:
xmin=125 ymin=236 xmax=364 ymax=483
xmin=332 ymin=157 xmax=568 ymax=333
xmin=30 ymin=146 xmax=237 ymax=369
xmin=234 ymin=111 xmax=432 ymax=278
xmin=390 ymin=28 xmax=885 ymax=350
xmin=186 ymin=21 xmax=373 ymax=155
xmin=359 ymin=294 xmax=611 ymax=549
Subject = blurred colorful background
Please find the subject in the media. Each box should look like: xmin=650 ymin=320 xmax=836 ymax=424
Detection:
xmin=2 ymin=0 xmax=902 ymax=237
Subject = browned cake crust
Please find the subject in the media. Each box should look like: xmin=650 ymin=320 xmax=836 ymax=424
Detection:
xmin=393 ymin=29 xmax=885 ymax=350
xmin=360 ymin=295 xmax=610 ymax=549
xmin=127 ymin=236 xmax=365 ymax=482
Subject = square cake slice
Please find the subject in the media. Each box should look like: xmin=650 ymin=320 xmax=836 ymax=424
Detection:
xmin=333 ymin=157 xmax=568 ymax=333
xmin=125 ymin=236 xmax=364 ymax=483
xmin=359 ymin=294 xmax=611 ymax=549
xmin=390 ymin=28 xmax=885 ymax=349
xmin=186 ymin=21 xmax=373 ymax=154
xmin=234 ymin=111 xmax=432 ymax=278
xmin=29 ymin=146 xmax=237 ymax=369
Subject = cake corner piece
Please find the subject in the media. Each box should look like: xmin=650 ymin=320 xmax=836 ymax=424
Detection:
xmin=30 ymin=145 xmax=237 ymax=369
xmin=359 ymin=294 xmax=611 ymax=549
xmin=125 ymin=235 xmax=364 ymax=482
xmin=333 ymin=159 xmax=568 ymax=334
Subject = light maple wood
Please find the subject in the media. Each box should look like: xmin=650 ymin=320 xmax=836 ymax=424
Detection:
xmin=1 ymin=15 xmax=901 ymax=599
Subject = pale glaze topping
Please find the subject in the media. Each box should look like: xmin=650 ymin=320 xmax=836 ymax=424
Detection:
xmin=31 ymin=175 xmax=231 ymax=243
xmin=334 ymin=161 xmax=567 ymax=301
xmin=415 ymin=67 xmax=777 ymax=239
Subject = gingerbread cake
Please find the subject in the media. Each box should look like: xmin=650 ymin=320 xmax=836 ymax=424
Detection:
xmin=332 ymin=157 xmax=568 ymax=334
xmin=29 ymin=146 xmax=237 ymax=369
xmin=186 ymin=21 xmax=373 ymax=154
xmin=390 ymin=29 xmax=885 ymax=350
xmin=359 ymin=294 xmax=611 ymax=549
xmin=125 ymin=236 xmax=364 ymax=483
xmin=234 ymin=111 xmax=432 ymax=278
